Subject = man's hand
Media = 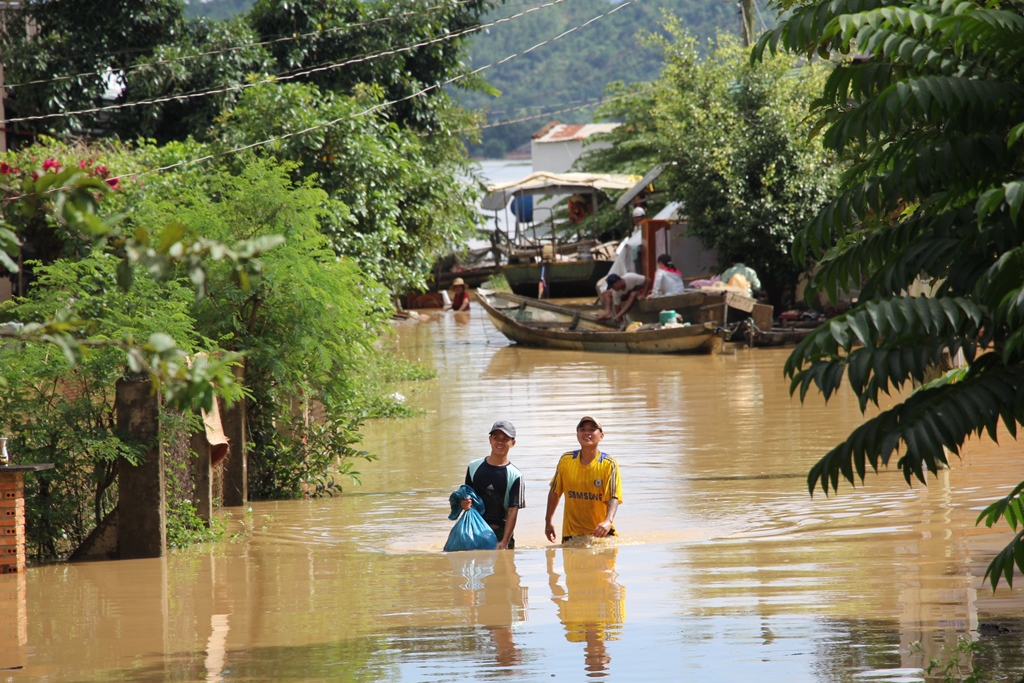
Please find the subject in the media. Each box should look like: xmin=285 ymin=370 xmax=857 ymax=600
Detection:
xmin=593 ymin=520 xmax=613 ymax=537
xmin=545 ymin=522 xmax=557 ymax=543
xmin=460 ymin=498 xmax=472 ymax=511
xmin=496 ymin=540 xmax=509 ymax=550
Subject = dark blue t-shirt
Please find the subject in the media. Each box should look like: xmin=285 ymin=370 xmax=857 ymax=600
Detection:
xmin=465 ymin=459 xmax=525 ymax=528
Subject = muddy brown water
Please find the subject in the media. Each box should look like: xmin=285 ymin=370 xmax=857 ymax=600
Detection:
xmin=2 ymin=308 xmax=1023 ymax=682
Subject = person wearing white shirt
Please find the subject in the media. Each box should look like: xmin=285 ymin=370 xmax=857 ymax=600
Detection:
xmin=597 ymin=272 xmax=647 ymax=322
xmin=647 ymin=254 xmax=686 ymax=298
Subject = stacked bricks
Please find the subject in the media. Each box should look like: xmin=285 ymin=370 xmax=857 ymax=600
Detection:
xmin=0 ymin=471 xmax=25 ymax=574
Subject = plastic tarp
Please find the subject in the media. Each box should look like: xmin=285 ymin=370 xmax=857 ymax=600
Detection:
xmin=480 ymin=172 xmax=636 ymax=211
xmin=444 ymin=485 xmax=498 ymax=552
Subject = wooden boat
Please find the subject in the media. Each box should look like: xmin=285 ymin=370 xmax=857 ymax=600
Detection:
xmin=477 ymin=290 xmax=726 ymax=354
xmin=502 ymin=259 xmax=613 ymax=298
xmin=630 ymin=289 xmax=774 ymax=331
xmin=429 ymin=265 xmax=501 ymax=290
xmin=726 ymin=317 xmax=815 ymax=347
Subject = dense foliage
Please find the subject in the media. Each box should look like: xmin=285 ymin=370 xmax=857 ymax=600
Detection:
xmin=580 ymin=25 xmax=839 ymax=307
xmin=0 ymin=254 xmax=199 ymax=559
xmin=1 ymin=0 xmax=489 ymax=291
xmin=0 ymin=137 xmax=433 ymax=556
xmin=134 ymin=157 xmax=393 ymax=498
xmin=213 ymin=82 xmax=481 ymax=292
xmin=754 ymin=0 xmax=1024 ymax=588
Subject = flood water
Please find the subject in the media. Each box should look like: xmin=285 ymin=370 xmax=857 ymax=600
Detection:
xmin=3 ymin=309 xmax=1024 ymax=682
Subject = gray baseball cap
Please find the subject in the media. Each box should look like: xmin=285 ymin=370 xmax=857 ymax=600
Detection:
xmin=489 ymin=420 xmax=516 ymax=439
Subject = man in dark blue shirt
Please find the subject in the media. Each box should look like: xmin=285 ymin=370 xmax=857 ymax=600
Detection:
xmin=461 ymin=420 xmax=525 ymax=549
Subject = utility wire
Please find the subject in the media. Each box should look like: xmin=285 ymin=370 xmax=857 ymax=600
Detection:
xmin=108 ymin=0 xmax=641 ymax=183
xmin=474 ymin=85 xmax=656 ymax=131
xmin=2 ymin=0 xmax=483 ymax=91
xmin=0 ymin=0 xmax=483 ymax=71
xmin=3 ymin=0 xmax=569 ymax=125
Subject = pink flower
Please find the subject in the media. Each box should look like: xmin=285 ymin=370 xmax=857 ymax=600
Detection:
xmin=105 ymin=177 xmax=120 ymax=190
xmin=42 ymin=159 xmax=60 ymax=172
xmin=0 ymin=162 xmax=13 ymax=175
xmin=31 ymin=172 xmax=39 ymax=181
xmin=79 ymin=160 xmax=88 ymax=169
xmin=95 ymin=165 xmax=109 ymax=178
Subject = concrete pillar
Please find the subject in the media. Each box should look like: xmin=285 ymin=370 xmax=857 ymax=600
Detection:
xmin=190 ymin=432 xmax=212 ymax=525
xmin=221 ymin=364 xmax=247 ymax=507
xmin=116 ymin=377 xmax=166 ymax=559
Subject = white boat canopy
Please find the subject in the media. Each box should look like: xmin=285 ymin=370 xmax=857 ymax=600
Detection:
xmin=480 ymin=172 xmax=636 ymax=211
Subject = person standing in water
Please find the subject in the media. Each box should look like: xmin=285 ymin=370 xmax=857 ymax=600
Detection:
xmin=545 ymin=416 xmax=622 ymax=543
xmin=450 ymin=277 xmax=471 ymax=311
xmin=461 ymin=420 xmax=525 ymax=549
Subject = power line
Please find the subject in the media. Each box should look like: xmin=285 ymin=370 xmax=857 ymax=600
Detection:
xmin=3 ymin=0 xmax=570 ymax=126
xmin=476 ymin=86 xmax=656 ymax=131
xmin=109 ymin=0 xmax=641 ymax=183
xmin=2 ymin=0 xmax=483 ymax=91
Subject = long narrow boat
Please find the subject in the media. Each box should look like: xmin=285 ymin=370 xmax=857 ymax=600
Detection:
xmin=477 ymin=290 xmax=726 ymax=355
xmin=502 ymin=259 xmax=614 ymax=298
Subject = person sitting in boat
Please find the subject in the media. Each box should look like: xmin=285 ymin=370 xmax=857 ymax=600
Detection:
xmin=646 ymin=254 xmax=686 ymax=298
xmin=597 ymin=272 xmax=646 ymax=322
xmin=450 ymin=277 xmax=471 ymax=311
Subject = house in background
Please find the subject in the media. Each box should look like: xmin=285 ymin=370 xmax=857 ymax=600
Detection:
xmin=531 ymin=121 xmax=619 ymax=174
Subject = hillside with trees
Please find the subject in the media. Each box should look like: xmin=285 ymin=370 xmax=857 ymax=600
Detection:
xmin=181 ymin=0 xmax=753 ymax=157
xmin=458 ymin=0 xmax=748 ymax=158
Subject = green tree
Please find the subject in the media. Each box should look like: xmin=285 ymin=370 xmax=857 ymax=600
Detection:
xmin=754 ymin=0 xmax=1024 ymax=587
xmin=0 ymin=140 xmax=278 ymax=408
xmin=247 ymin=0 xmax=495 ymax=132
xmin=458 ymin=0 xmax=740 ymax=157
xmin=0 ymin=253 xmax=200 ymax=560
xmin=213 ymin=82 xmax=481 ymax=292
xmin=580 ymin=25 xmax=839 ymax=306
xmin=0 ymin=0 xmax=185 ymax=137
xmin=132 ymin=157 xmax=392 ymax=497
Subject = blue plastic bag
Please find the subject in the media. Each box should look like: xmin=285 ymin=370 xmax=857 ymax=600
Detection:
xmin=444 ymin=485 xmax=498 ymax=552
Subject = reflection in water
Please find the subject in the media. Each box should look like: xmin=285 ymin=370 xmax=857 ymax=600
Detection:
xmin=449 ymin=550 xmax=527 ymax=669
xmin=546 ymin=546 xmax=625 ymax=678
xmin=0 ymin=573 xmax=26 ymax=671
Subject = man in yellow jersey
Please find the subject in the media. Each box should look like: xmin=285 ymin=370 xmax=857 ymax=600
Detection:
xmin=544 ymin=416 xmax=622 ymax=543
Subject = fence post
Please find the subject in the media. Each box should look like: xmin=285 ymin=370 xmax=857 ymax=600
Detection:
xmin=116 ymin=376 xmax=166 ymax=559
xmin=221 ymin=363 xmax=247 ymax=507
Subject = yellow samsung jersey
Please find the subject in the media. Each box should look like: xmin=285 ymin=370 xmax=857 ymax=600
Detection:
xmin=550 ymin=450 xmax=622 ymax=539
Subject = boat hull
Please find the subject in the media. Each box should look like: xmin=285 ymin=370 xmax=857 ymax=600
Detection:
xmin=503 ymin=260 xmax=613 ymax=298
xmin=478 ymin=291 xmax=724 ymax=355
